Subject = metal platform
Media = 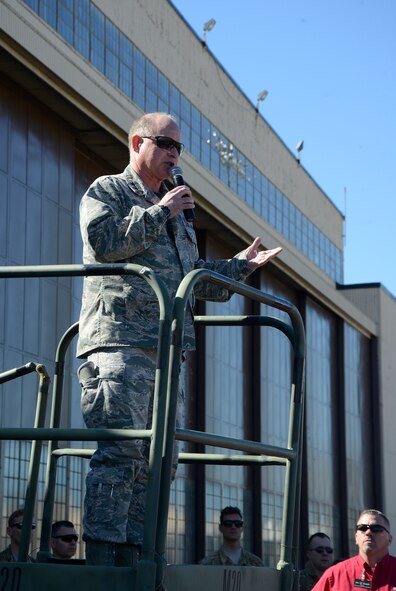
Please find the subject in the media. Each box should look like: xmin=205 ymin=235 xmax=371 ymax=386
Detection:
xmin=0 ymin=562 xmax=288 ymax=591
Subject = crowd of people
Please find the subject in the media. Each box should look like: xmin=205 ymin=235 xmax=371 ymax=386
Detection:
xmin=310 ymin=509 xmax=396 ymax=590
xmin=0 ymin=509 xmax=79 ymax=562
xmin=2 ymin=505 xmax=396 ymax=590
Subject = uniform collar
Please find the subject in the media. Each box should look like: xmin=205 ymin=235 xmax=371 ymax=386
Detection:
xmin=125 ymin=164 xmax=168 ymax=204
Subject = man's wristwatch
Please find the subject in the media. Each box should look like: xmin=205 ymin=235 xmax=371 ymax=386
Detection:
xmin=159 ymin=205 xmax=171 ymax=218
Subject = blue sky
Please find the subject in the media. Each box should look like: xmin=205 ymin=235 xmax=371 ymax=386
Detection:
xmin=171 ymin=0 xmax=396 ymax=297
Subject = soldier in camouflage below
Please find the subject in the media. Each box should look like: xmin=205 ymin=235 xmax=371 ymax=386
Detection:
xmin=0 ymin=509 xmax=36 ymax=563
xmin=77 ymin=112 xmax=282 ymax=566
xmin=199 ymin=506 xmax=263 ymax=566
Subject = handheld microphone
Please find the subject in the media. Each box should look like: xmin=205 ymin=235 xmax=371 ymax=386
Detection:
xmin=169 ymin=166 xmax=195 ymax=222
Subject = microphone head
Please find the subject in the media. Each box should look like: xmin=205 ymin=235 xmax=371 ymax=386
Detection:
xmin=168 ymin=165 xmax=195 ymax=222
xmin=169 ymin=165 xmax=183 ymax=180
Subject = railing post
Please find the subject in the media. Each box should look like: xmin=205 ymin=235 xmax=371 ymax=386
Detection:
xmin=18 ymin=364 xmax=50 ymax=562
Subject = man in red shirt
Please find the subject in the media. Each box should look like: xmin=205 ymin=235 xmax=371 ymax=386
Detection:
xmin=313 ymin=509 xmax=396 ymax=590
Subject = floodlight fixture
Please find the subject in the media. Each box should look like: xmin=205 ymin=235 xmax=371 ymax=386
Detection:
xmin=256 ymin=90 xmax=269 ymax=110
xmin=296 ymin=140 xmax=304 ymax=163
xmin=203 ymin=18 xmax=216 ymax=44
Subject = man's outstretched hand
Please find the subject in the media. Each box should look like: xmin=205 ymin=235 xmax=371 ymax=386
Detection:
xmin=245 ymin=237 xmax=283 ymax=270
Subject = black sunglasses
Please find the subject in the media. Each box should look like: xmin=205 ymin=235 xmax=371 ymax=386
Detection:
xmin=356 ymin=523 xmax=390 ymax=534
xmin=311 ymin=546 xmax=333 ymax=554
xmin=140 ymin=135 xmax=184 ymax=155
xmin=52 ymin=534 xmax=78 ymax=543
xmin=222 ymin=520 xmax=244 ymax=528
xmin=12 ymin=523 xmax=36 ymax=530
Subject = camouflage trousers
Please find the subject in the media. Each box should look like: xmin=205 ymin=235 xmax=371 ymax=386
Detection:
xmin=78 ymin=347 xmax=182 ymax=546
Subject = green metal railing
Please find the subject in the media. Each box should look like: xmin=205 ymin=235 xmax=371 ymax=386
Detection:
xmin=155 ymin=269 xmax=305 ymax=591
xmin=0 ymin=264 xmax=172 ymax=591
xmin=0 ymin=264 xmax=305 ymax=591
xmin=0 ymin=362 xmax=50 ymax=562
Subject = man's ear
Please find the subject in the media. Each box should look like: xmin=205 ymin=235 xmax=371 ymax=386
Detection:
xmin=131 ymin=134 xmax=142 ymax=153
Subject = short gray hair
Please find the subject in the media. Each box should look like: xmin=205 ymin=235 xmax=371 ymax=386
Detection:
xmin=358 ymin=508 xmax=390 ymax=529
xmin=128 ymin=112 xmax=178 ymax=151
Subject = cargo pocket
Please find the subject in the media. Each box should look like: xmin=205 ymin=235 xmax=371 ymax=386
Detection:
xmin=79 ymin=361 xmax=101 ymax=428
xmin=79 ymin=362 xmax=125 ymax=429
xmin=84 ymin=466 xmax=133 ymax=542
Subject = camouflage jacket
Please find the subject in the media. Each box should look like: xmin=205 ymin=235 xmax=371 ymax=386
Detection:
xmin=0 ymin=546 xmax=15 ymax=562
xmin=77 ymin=165 xmax=252 ymax=357
xmin=199 ymin=546 xmax=264 ymax=566
xmin=0 ymin=545 xmax=34 ymax=562
xmin=299 ymin=560 xmax=320 ymax=591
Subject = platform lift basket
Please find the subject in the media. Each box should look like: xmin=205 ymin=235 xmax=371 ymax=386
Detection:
xmin=0 ymin=263 xmax=305 ymax=591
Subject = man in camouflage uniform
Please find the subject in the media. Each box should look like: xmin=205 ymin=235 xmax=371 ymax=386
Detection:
xmin=0 ymin=509 xmax=36 ymax=562
xmin=77 ymin=112 xmax=282 ymax=566
xmin=199 ymin=506 xmax=263 ymax=566
xmin=299 ymin=532 xmax=334 ymax=590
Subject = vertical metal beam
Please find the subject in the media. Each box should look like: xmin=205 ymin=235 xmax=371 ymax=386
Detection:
xmin=244 ymin=276 xmax=263 ymax=559
xmin=335 ymin=316 xmax=349 ymax=557
xmin=19 ymin=364 xmax=50 ymax=561
xmin=369 ymin=337 xmax=382 ymax=508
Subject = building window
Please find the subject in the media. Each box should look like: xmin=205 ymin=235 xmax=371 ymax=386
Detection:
xmin=90 ymin=4 xmax=105 ymax=73
xmin=204 ymin=286 xmax=245 ymax=556
xmin=105 ymin=20 xmax=119 ymax=86
xmin=39 ymin=0 xmax=57 ymax=28
xmin=119 ymin=33 xmax=133 ymax=99
xmin=344 ymin=323 xmax=372 ymax=553
xmin=260 ymin=275 xmax=295 ymax=566
xmin=305 ymin=299 xmax=337 ymax=544
xmin=74 ymin=0 xmax=90 ymax=59
xmin=58 ymin=0 xmax=74 ymax=45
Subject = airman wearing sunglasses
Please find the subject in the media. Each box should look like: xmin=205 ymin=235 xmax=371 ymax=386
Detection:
xmin=312 ymin=509 xmax=396 ymax=590
xmin=51 ymin=520 xmax=79 ymax=560
xmin=299 ymin=532 xmax=334 ymax=590
xmin=0 ymin=509 xmax=36 ymax=562
xmin=199 ymin=506 xmax=263 ymax=566
xmin=78 ymin=112 xmax=282 ymax=567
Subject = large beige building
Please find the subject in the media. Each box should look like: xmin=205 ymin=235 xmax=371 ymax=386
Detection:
xmin=0 ymin=0 xmax=395 ymax=565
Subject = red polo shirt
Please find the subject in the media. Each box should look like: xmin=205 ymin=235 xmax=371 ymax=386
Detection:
xmin=312 ymin=553 xmax=396 ymax=590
